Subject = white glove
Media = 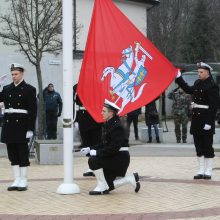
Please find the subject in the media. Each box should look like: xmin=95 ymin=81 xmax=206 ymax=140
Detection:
xmin=80 ymin=147 xmax=90 ymax=155
xmin=203 ymin=124 xmax=211 ymax=130
xmin=26 ymin=131 xmax=33 ymax=139
xmin=74 ymin=122 xmax=79 ymax=129
xmin=176 ymin=69 xmax=181 ymax=78
xmin=90 ymin=150 xmax=97 ymax=156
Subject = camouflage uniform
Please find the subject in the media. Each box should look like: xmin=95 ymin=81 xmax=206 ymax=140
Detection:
xmin=168 ymin=88 xmax=191 ymax=143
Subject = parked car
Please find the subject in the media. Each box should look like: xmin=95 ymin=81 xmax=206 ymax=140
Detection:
xmin=182 ymin=63 xmax=220 ymax=86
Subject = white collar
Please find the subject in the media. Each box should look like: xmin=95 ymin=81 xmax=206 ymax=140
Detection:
xmin=14 ymin=79 xmax=24 ymax=87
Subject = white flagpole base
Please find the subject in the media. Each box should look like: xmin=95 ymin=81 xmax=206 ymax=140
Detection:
xmin=56 ymin=183 xmax=80 ymax=195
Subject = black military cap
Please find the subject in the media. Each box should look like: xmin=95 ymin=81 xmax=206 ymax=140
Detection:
xmin=104 ymin=99 xmax=120 ymax=113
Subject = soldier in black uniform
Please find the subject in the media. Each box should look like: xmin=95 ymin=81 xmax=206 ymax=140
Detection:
xmin=73 ymin=84 xmax=102 ymax=176
xmin=176 ymin=62 xmax=219 ymax=180
xmin=0 ymin=63 xmax=37 ymax=191
xmin=81 ymin=99 xmax=140 ymax=195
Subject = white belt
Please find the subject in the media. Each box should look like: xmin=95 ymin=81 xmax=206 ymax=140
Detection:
xmin=191 ymin=102 xmax=209 ymax=109
xmin=79 ymin=107 xmax=86 ymax=111
xmin=119 ymin=147 xmax=129 ymax=151
xmin=5 ymin=108 xmax=28 ymax=114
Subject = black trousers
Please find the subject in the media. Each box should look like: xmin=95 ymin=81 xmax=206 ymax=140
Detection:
xmin=193 ymin=134 xmax=215 ymax=158
xmin=7 ymin=143 xmax=30 ymax=167
xmin=88 ymin=152 xmax=130 ymax=190
xmin=46 ymin=111 xmax=58 ymax=139
xmin=127 ymin=115 xmax=139 ymax=139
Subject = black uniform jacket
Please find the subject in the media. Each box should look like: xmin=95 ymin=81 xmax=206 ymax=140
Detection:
xmin=176 ymin=76 xmax=219 ymax=135
xmin=0 ymin=81 xmax=37 ymax=143
xmin=92 ymin=115 xmax=129 ymax=157
xmin=73 ymin=84 xmax=102 ymax=131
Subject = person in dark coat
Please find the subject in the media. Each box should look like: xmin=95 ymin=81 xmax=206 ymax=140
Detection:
xmin=73 ymin=84 xmax=102 ymax=177
xmin=43 ymin=83 xmax=62 ymax=139
xmin=0 ymin=63 xmax=37 ymax=191
xmin=80 ymin=99 xmax=140 ymax=195
xmin=126 ymin=108 xmax=142 ymax=140
xmin=176 ymin=62 xmax=219 ymax=180
xmin=145 ymin=100 xmax=160 ymax=143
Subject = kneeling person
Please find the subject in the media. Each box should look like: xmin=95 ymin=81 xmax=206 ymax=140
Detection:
xmin=81 ymin=99 xmax=140 ymax=195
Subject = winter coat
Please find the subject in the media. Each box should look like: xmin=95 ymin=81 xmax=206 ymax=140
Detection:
xmin=145 ymin=101 xmax=159 ymax=125
xmin=43 ymin=89 xmax=62 ymax=115
xmin=127 ymin=108 xmax=142 ymax=116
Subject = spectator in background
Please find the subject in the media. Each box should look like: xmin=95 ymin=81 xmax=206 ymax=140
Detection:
xmin=168 ymin=86 xmax=192 ymax=143
xmin=145 ymin=100 xmax=160 ymax=143
xmin=43 ymin=83 xmax=62 ymax=139
xmin=126 ymin=108 xmax=142 ymax=140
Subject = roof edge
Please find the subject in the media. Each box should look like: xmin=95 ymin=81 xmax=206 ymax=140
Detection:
xmin=126 ymin=0 xmax=160 ymax=6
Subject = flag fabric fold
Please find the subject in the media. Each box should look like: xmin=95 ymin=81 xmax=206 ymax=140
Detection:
xmin=78 ymin=0 xmax=178 ymax=122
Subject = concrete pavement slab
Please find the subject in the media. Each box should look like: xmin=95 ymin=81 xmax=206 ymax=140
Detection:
xmin=1 ymin=119 xmax=220 ymax=219
xmin=1 ymin=156 xmax=220 ymax=219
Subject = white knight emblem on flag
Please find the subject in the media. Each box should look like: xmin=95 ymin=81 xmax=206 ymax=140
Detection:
xmin=101 ymin=42 xmax=153 ymax=113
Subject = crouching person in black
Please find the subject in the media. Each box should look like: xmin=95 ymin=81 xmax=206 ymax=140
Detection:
xmin=81 ymin=99 xmax=140 ymax=195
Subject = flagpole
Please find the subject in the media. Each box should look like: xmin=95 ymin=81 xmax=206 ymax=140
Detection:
xmin=56 ymin=0 xmax=80 ymax=195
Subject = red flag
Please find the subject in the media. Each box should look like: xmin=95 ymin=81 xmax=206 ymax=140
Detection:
xmin=78 ymin=0 xmax=178 ymax=122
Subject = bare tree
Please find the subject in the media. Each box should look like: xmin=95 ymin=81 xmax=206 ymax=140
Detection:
xmin=147 ymin=0 xmax=220 ymax=63
xmin=209 ymin=0 xmax=220 ymax=61
xmin=147 ymin=0 xmax=183 ymax=62
xmin=0 ymin=0 xmax=62 ymax=139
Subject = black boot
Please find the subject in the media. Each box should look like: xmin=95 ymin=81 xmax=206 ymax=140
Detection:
xmin=156 ymin=136 xmax=160 ymax=143
xmin=147 ymin=137 xmax=152 ymax=143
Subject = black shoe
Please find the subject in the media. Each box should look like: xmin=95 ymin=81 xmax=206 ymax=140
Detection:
xmin=156 ymin=137 xmax=161 ymax=143
xmin=134 ymin=172 xmax=139 ymax=182
xmin=147 ymin=137 xmax=152 ymax=143
xmin=134 ymin=173 xmax=140 ymax=193
xmin=194 ymin=174 xmax=204 ymax=179
xmin=7 ymin=186 xmax=18 ymax=191
xmin=135 ymin=137 xmax=139 ymax=140
xmin=89 ymin=190 xmax=109 ymax=195
xmin=183 ymin=140 xmax=187 ymax=143
xmin=17 ymin=186 xmax=28 ymax=191
xmin=177 ymin=140 xmax=181 ymax=143
xmin=83 ymin=171 xmax=95 ymax=177
xmin=203 ymin=175 xmax=211 ymax=180
xmin=135 ymin=182 xmax=140 ymax=193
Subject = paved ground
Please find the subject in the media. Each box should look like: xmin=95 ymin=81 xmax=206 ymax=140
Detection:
xmin=1 ymin=120 xmax=220 ymax=219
